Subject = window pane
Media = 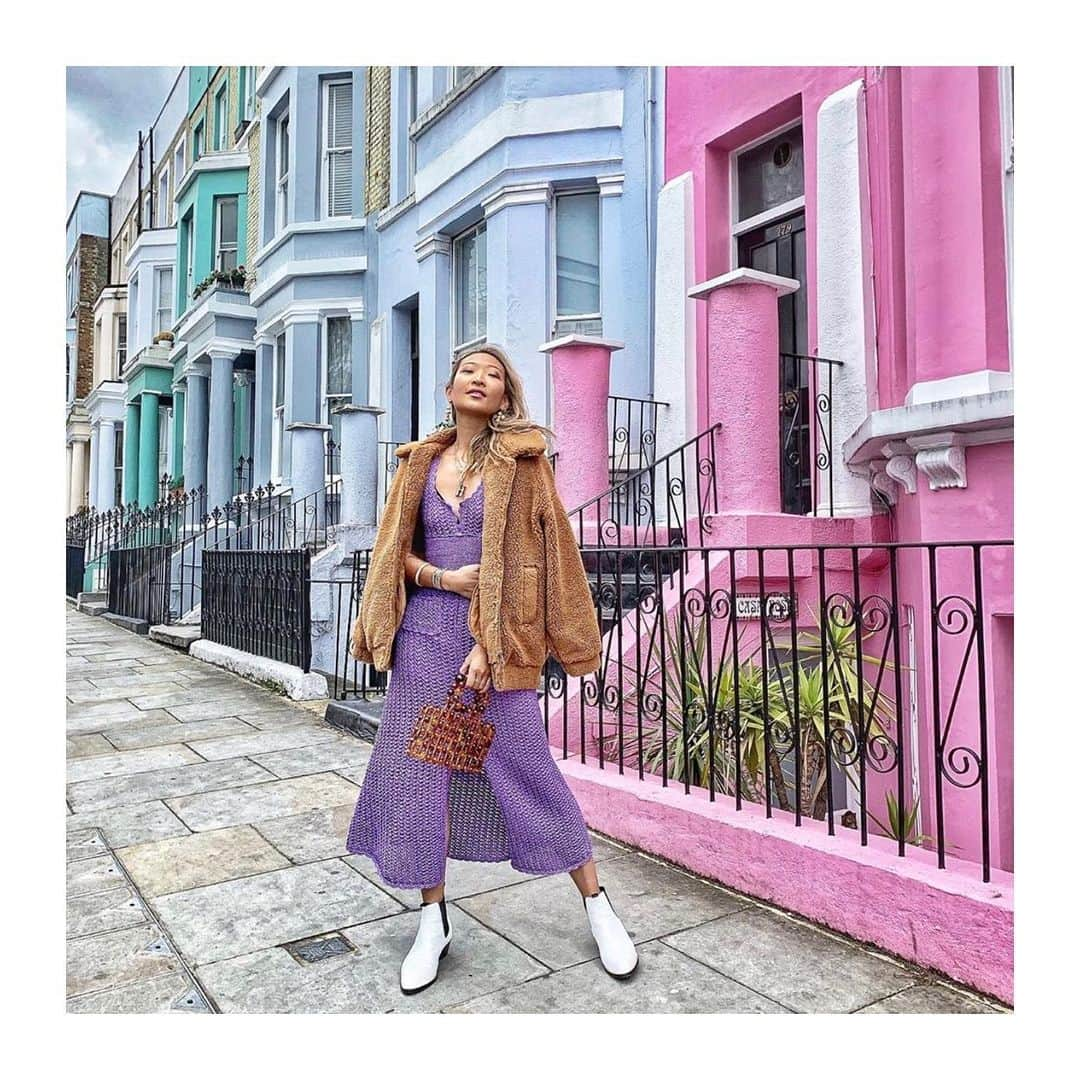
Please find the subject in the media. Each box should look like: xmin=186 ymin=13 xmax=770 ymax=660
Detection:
xmin=274 ymin=337 xmax=285 ymax=407
xmin=455 ymin=231 xmax=477 ymax=344
xmin=556 ymin=192 xmax=600 ymax=316
xmin=219 ymin=198 xmax=238 ymax=244
xmin=476 ymin=224 xmax=487 ymax=337
xmin=736 ymin=127 xmax=804 ymax=221
xmin=279 ymin=117 xmax=290 ymax=179
xmin=328 ymin=152 xmax=352 ymax=216
xmin=327 ymin=318 xmax=352 ymax=396
xmin=327 ymin=82 xmax=352 ymax=149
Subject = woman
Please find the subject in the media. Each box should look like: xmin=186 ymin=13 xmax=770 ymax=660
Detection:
xmin=345 ymin=343 xmax=638 ymax=994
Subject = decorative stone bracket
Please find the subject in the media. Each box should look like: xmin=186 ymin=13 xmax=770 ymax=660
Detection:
xmin=861 ymin=432 xmax=970 ymax=504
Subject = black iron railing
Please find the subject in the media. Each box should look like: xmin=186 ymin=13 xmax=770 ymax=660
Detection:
xmin=316 ymin=549 xmax=390 ymax=701
xmin=66 ymin=542 xmax=86 ymax=599
xmin=566 ymin=423 xmax=723 ymax=550
xmin=378 ymin=440 xmax=404 ymax=520
xmin=106 ymin=543 xmax=171 ymax=625
xmin=608 ymin=394 xmax=667 ymax=477
xmin=539 ymin=539 xmax=1013 ymax=883
xmin=234 ymin=457 xmax=253 ymax=498
xmin=202 ymin=548 xmax=312 ymax=670
xmin=779 ymin=352 xmax=841 ymax=517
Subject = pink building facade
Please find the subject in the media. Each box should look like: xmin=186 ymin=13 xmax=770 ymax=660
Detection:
xmin=546 ymin=67 xmax=1013 ymax=1001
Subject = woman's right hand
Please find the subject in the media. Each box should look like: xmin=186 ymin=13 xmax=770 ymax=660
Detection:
xmin=442 ymin=562 xmax=480 ymax=598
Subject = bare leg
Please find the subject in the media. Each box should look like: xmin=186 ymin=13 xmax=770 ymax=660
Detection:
xmin=569 ymin=858 xmax=601 ymax=897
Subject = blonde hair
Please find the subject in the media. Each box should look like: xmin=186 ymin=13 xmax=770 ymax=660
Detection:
xmin=444 ymin=343 xmax=556 ymax=476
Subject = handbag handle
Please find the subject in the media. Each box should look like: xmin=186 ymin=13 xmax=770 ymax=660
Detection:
xmin=449 ymin=671 xmax=491 ymax=713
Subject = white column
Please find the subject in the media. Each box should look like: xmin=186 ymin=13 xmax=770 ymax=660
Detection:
xmin=816 ymin=78 xmax=875 ymax=517
xmin=69 ymin=439 xmax=88 ymax=514
xmin=88 ymin=425 xmax=100 ymax=510
xmin=97 ymin=419 xmax=117 ymax=510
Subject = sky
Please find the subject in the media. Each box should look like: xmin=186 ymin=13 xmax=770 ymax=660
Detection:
xmin=66 ymin=66 xmax=181 ymax=212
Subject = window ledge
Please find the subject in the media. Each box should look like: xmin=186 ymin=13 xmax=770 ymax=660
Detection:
xmin=409 ymin=67 xmax=499 ymax=140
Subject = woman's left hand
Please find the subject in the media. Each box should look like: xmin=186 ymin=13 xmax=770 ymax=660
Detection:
xmin=460 ymin=642 xmax=491 ymax=691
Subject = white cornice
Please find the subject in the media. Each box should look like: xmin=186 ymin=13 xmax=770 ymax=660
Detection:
xmin=538 ymin=335 xmax=625 ymax=353
xmin=414 ymin=234 xmax=451 ymax=262
xmin=409 ymin=66 xmax=499 ymax=140
xmin=597 ymin=172 xmax=625 ymax=197
xmin=255 ymin=67 xmax=282 ymax=97
xmin=173 ymin=288 xmax=257 ymax=343
xmin=252 ymin=217 xmax=367 ymax=269
xmin=375 ymin=192 xmax=415 ymax=232
xmin=689 ymin=268 xmax=801 ymax=300
xmin=174 ymin=149 xmax=251 ymax=203
xmin=248 ymin=256 xmax=368 ymax=307
xmin=126 ymin=227 xmax=177 ymax=269
xmin=905 ymin=370 xmax=1013 ymax=407
xmin=481 ymin=180 xmax=553 ymax=218
xmin=255 ymin=298 xmax=366 ymax=339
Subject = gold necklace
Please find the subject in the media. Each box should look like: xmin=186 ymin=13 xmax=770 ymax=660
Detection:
xmin=449 ymin=447 xmax=480 ymax=498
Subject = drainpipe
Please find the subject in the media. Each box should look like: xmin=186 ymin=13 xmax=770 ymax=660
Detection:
xmin=148 ymin=126 xmax=155 ymax=229
xmin=645 ymin=66 xmax=655 ymax=394
xmin=136 ymin=131 xmax=143 ymax=237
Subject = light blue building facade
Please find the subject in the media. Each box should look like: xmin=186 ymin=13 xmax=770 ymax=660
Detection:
xmin=250 ymin=66 xmax=369 ymax=495
xmin=370 ymin=66 xmax=664 ymax=445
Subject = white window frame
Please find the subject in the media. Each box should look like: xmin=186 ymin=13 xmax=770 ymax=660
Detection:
xmin=115 ymin=314 xmax=127 ymax=373
xmin=142 ymin=192 xmax=152 ymax=230
xmin=321 ymin=316 xmax=353 ymax=473
xmin=174 ymin=136 xmax=186 ymax=185
xmin=276 ymin=113 xmax=290 ymax=234
xmin=452 ymin=66 xmax=478 ymax=87
xmin=271 ymin=333 xmax=286 ymax=483
xmin=214 ymin=195 xmax=239 ymax=272
xmin=321 ymin=77 xmax=354 ymax=219
xmin=407 ymin=67 xmax=418 ymax=193
xmin=1000 ymin=65 xmax=1014 ymax=368
xmin=154 ymin=266 xmax=174 ymax=336
xmin=157 ymin=167 xmax=170 ymax=228
xmin=182 ymin=212 xmax=195 ymax=302
xmin=729 ymin=119 xmax=806 ymax=268
xmin=193 ymin=120 xmax=205 ymax=162
xmin=242 ymin=65 xmax=257 ymax=122
xmin=550 ymin=186 xmax=602 ymax=337
xmin=451 ymin=220 xmax=487 ymax=351
xmin=67 ymin=265 xmax=75 ymax=315
xmin=113 ymin=422 xmax=125 ymax=506
xmin=214 ymin=83 xmax=228 ymax=151
xmin=157 ymin=402 xmax=170 ymax=486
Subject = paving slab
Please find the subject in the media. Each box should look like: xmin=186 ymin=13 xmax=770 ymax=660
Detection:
xmin=167 ymin=695 xmax=287 ymax=722
xmin=251 ymin=737 xmax=373 ymax=779
xmin=68 ymin=971 xmax=210 ymax=1013
xmin=660 ymin=905 xmax=917 ymax=1013
xmin=67 ymin=758 xmax=276 ymax=813
xmin=184 ymin=723 xmax=340 ymax=762
xmin=66 ymin=923 xmax=184 ymax=998
xmin=117 ymin=825 xmax=292 ymax=897
xmin=67 ymin=828 xmax=109 ymax=863
xmin=253 ymin=804 xmax=357 ymax=864
xmin=67 ymin=733 xmax=115 ymax=759
xmin=166 ymin=772 xmax=360 ymax=831
xmin=152 ymin=858 xmax=401 ymax=965
xmin=67 ymin=743 xmax=206 ymax=784
xmin=68 ymin=801 xmax=192 ymax=847
xmin=446 ymin=939 xmax=788 ymax=1013
xmin=67 ymin=885 xmax=151 ymax=938
xmin=67 ymin=708 xmax=179 ymax=737
xmin=67 ymin=853 xmax=127 ymax=897
xmin=127 ymin=689 xmax=256 ymax=712
xmin=455 ymin=851 xmax=746 ymax=971
xmin=66 ymin=699 xmax=144 ymax=723
xmin=196 ymin=903 xmax=546 ymax=1012
xmin=103 ymin=715 xmax=254 ymax=751
xmin=855 ymin=983 xmax=1004 ymax=1014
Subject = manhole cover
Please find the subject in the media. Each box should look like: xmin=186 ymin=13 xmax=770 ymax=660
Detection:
xmin=284 ymin=933 xmax=354 ymax=964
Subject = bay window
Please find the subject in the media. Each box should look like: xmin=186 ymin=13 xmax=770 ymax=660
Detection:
xmin=323 ymin=317 xmax=352 ymax=461
xmin=554 ymin=189 xmax=601 ymax=336
xmin=215 ymin=196 xmax=239 ymax=272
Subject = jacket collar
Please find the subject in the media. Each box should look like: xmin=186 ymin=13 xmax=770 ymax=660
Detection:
xmin=393 ymin=424 xmax=549 ymax=463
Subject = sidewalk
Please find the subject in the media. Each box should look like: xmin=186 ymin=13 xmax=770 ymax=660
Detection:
xmin=65 ymin=607 xmax=1008 ymax=1014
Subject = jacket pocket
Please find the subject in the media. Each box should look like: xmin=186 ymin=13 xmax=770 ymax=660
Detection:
xmin=521 ymin=564 xmax=540 ymax=623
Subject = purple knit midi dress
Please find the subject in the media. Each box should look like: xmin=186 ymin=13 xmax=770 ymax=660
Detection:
xmin=345 ymin=453 xmax=594 ymax=890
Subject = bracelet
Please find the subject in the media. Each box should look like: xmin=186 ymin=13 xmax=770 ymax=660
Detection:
xmin=414 ymin=562 xmax=429 ymax=587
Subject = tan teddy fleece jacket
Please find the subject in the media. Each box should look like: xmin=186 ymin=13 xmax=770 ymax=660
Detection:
xmin=348 ymin=424 xmax=603 ymax=690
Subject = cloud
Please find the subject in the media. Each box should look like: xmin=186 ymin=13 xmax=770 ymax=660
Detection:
xmin=66 ymin=66 xmax=180 ymax=212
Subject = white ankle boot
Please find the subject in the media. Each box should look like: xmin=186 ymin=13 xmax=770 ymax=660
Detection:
xmin=584 ymin=885 xmax=639 ymax=978
xmin=400 ymin=897 xmax=453 ymax=995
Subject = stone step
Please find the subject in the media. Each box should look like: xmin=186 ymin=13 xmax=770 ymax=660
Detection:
xmin=76 ymin=591 xmax=107 ymax=614
xmin=149 ymin=623 xmax=203 ymax=650
xmin=102 ymin=612 xmax=150 ymax=635
xmin=80 ymin=601 xmax=108 ymax=617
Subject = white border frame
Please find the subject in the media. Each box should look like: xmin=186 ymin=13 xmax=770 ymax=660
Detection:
xmin=276 ymin=111 xmax=291 ymax=235
xmin=213 ymin=81 xmax=229 ymax=152
xmin=319 ymin=314 xmax=353 ymax=476
xmin=271 ymin=331 xmax=286 ymax=484
xmin=157 ymin=165 xmax=171 ymax=228
xmin=174 ymin=135 xmax=186 ymax=187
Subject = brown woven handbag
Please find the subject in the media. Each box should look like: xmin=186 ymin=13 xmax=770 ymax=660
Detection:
xmin=405 ymin=672 xmax=495 ymax=773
